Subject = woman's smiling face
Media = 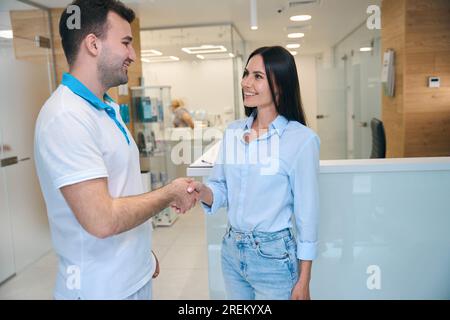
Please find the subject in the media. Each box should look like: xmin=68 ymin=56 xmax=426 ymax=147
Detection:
xmin=241 ymin=54 xmax=276 ymax=109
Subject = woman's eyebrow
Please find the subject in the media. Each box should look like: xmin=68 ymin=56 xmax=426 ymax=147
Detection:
xmin=245 ymin=68 xmax=265 ymax=76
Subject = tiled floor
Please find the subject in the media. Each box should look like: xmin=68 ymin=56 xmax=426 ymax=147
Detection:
xmin=0 ymin=206 xmax=209 ymax=300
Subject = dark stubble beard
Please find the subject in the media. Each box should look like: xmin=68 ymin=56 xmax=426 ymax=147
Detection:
xmin=97 ymin=49 xmax=129 ymax=90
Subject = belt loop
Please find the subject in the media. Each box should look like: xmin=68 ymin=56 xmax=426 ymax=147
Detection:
xmin=226 ymin=224 xmax=231 ymax=238
xmin=251 ymin=228 xmax=258 ymax=246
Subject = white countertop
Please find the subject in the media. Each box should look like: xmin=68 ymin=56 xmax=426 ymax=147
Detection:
xmin=187 ymin=140 xmax=450 ymax=176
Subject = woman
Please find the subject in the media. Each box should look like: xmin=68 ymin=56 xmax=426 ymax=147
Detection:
xmin=171 ymin=99 xmax=194 ymax=129
xmin=186 ymin=46 xmax=320 ymax=300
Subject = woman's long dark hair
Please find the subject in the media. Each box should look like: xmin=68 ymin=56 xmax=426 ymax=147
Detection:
xmin=243 ymin=46 xmax=307 ymax=126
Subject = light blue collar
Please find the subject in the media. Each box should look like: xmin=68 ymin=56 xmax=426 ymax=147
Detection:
xmin=243 ymin=110 xmax=289 ymax=137
xmin=61 ymin=73 xmax=130 ymax=144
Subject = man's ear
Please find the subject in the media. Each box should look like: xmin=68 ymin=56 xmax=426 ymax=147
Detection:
xmin=84 ymin=33 xmax=100 ymax=57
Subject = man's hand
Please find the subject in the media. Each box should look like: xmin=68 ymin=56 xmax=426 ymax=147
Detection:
xmin=168 ymin=178 xmax=198 ymax=214
xmin=186 ymin=181 xmax=213 ymax=206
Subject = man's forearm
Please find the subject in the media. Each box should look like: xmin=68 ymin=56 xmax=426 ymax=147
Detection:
xmin=109 ymin=184 xmax=175 ymax=236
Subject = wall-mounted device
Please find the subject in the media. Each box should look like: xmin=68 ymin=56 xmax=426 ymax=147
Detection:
xmin=381 ymin=49 xmax=395 ymax=97
xmin=428 ymin=77 xmax=440 ymax=88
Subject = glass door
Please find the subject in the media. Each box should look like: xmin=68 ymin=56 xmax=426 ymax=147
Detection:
xmin=0 ymin=2 xmax=53 ymax=273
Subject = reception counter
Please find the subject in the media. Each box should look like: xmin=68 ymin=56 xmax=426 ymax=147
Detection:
xmin=188 ymin=144 xmax=450 ymax=299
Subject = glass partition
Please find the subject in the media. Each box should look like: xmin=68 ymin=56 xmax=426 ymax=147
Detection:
xmin=316 ymin=23 xmax=382 ymax=160
xmin=0 ymin=1 xmax=53 ymax=277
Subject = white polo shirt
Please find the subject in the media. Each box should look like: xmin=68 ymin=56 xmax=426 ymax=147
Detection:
xmin=34 ymin=84 xmax=153 ymax=299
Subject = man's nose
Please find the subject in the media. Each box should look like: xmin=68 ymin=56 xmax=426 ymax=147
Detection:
xmin=129 ymin=45 xmax=136 ymax=62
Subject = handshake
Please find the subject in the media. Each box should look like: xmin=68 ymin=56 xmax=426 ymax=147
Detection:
xmin=167 ymin=178 xmax=212 ymax=214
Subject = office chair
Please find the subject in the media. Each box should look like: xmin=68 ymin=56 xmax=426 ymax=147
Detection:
xmin=370 ymin=118 xmax=386 ymax=158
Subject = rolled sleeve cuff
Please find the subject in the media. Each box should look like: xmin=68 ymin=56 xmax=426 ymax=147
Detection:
xmin=200 ymin=183 xmax=226 ymax=215
xmin=297 ymin=241 xmax=317 ymax=261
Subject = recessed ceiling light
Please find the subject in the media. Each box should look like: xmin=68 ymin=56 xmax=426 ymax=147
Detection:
xmin=0 ymin=30 xmax=13 ymax=39
xmin=286 ymin=43 xmax=301 ymax=49
xmin=287 ymin=32 xmax=305 ymax=39
xmin=195 ymin=53 xmax=236 ymax=60
xmin=290 ymin=15 xmax=312 ymax=22
xmin=141 ymin=49 xmax=162 ymax=57
xmin=289 ymin=51 xmax=298 ymax=56
xmin=360 ymin=47 xmax=372 ymax=52
xmin=250 ymin=0 xmax=258 ymax=31
xmin=182 ymin=45 xmax=227 ymax=54
xmin=142 ymin=56 xmax=180 ymax=63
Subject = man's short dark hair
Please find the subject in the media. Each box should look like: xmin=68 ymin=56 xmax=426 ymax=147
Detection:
xmin=59 ymin=0 xmax=135 ymax=66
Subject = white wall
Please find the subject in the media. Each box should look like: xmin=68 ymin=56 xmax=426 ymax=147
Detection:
xmin=143 ymin=55 xmax=318 ymax=131
xmin=295 ymin=55 xmax=318 ymax=132
xmin=143 ymin=59 xmax=235 ymax=124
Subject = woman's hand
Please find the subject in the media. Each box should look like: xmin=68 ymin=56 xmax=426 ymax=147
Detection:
xmin=291 ymin=279 xmax=311 ymax=300
xmin=291 ymin=260 xmax=312 ymax=300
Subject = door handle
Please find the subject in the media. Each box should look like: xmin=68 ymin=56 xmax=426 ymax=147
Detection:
xmin=316 ymin=114 xmax=330 ymax=119
xmin=358 ymin=122 xmax=368 ymax=128
xmin=1 ymin=156 xmax=18 ymax=168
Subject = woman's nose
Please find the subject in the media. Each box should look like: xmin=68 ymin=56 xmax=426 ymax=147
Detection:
xmin=241 ymin=77 xmax=251 ymax=88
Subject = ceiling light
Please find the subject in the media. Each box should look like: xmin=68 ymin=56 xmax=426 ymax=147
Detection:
xmin=290 ymin=15 xmax=312 ymax=22
xmin=288 ymin=32 xmax=305 ymax=38
xmin=142 ymin=56 xmax=180 ymax=63
xmin=250 ymin=0 xmax=258 ymax=31
xmin=286 ymin=43 xmax=301 ymax=49
xmin=0 ymin=30 xmax=13 ymax=39
xmin=182 ymin=45 xmax=227 ymax=54
xmin=195 ymin=53 xmax=235 ymax=60
xmin=289 ymin=51 xmax=298 ymax=56
xmin=360 ymin=47 xmax=372 ymax=52
xmin=141 ymin=49 xmax=162 ymax=57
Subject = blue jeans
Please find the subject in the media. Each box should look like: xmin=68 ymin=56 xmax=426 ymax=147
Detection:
xmin=221 ymin=227 xmax=299 ymax=300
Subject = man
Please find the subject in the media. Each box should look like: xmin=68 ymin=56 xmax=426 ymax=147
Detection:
xmin=34 ymin=0 xmax=196 ymax=300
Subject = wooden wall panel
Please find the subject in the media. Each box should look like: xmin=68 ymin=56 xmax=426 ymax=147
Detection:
xmin=10 ymin=10 xmax=52 ymax=64
xmin=405 ymin=111 xmax=450 ymax=156
xmin=404 ymin=0 xmax=450 ymax=157
xmin=49 ymin=9 xmax=67 ymax=84
xmin=382 ymin=0 xmax=450 ymax=157
xmin=381 ymin=0 xmax=406 ymax=157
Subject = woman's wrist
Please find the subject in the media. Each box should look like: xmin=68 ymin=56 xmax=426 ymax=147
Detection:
xmin=199 ymin=184 xmax=213 ymax=206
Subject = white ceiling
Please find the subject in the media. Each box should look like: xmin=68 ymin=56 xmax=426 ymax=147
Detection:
xmin=5 ymin=0 xmax=381 ymax=55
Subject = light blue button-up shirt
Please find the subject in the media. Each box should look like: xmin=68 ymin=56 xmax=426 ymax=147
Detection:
xmin=202 ymin=111 xmax=320 ymax=260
